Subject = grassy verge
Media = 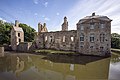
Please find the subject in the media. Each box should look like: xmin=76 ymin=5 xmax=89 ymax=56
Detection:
xmin=111 ymin=48 xmax=120 ymax=53
xmin=34 ymin=49 xmax=76 ymax=55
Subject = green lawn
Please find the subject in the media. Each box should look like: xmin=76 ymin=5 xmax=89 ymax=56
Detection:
xmin=34 ymin=49 xmax=76 ymax=54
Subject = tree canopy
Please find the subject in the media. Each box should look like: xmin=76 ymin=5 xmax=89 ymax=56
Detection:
xmin=111 ymin=33 xmax=120 ymax=49
xmin=0 ymin=20 xmax=36 ymax=45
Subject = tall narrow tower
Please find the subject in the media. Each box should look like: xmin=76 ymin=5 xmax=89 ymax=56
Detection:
xmin=11 ymin=20 xmax=24 ymax=50
xmin=38 ymin=22 xmax=42 ymax=33
xmin=62 ymin=16 xmax=68 ymax=31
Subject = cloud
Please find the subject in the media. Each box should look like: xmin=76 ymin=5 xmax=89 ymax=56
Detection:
xmin=33 ymin=0 xmax=39 ymax=4
xmin=44 ymin=17 xmax=50 ymax=21
xmin=65 ymin=0 xmax=120 ymax=34
xmin=0 ymin=17 xmax=6 ymax=22
xmin=56 ymin=12 xmax=60 ymax=16
xmin=44 ymin=2 xmax=48 ymax=7
xmin=34 ymin=13 xmax=38 ymax=16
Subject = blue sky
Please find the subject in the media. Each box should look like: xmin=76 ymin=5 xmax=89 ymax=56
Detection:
xmin=0 ymin=0 xmax=120 ymax=34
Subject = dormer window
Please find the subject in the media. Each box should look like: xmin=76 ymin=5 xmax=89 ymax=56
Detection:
xmin=90 ymin=23 xmax=94 ymax=29
xmin=80 ymin=26 xmax=84 ymax=30
xmin=100 ymin=21 xmax=105 ymax=28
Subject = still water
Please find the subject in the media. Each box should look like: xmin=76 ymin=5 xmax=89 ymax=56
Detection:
xmin=0 ymin=52 xmax=119 ymax=80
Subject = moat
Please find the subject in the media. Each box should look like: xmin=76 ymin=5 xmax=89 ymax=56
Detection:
xmin=0 ymin=52 xmax=120 ymax=80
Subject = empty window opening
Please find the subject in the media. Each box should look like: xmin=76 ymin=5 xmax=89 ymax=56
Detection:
xmin=63 ymin=36 xmax=65 ymax=42
xmin=71 ymin=36 xmax=74 ymax=42
xmin=45 ymin=36 xmax=47 ymax=41
xmin=19 ymin=39 xmax=21 ymax=42
xmin=18 ymin=33 xmax=20 ymax=37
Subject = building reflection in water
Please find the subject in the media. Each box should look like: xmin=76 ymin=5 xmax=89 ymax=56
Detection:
xmin=0 ymin=53 xmax=110 ymax=80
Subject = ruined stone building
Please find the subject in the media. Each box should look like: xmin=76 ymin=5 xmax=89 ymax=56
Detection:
xmin=10 ymin=13 xmax=112 ymax=56
xmin=11 ymin=20 xmax=24 ymax=50
xmin=36 ymin=13 xmax=112 ymax=56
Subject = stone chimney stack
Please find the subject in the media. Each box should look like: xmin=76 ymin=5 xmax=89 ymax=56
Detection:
xmin=15 ymin=20 xmax=19 ymax=27
xmin=92 ymin=12 xmax=95 ymax=16
xmin=62 ymin=16 xmax=68 ymax=31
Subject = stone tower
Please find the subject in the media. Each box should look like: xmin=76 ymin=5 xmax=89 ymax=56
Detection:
xmin=38 ymin=22 xmax=42 ymax=33
xmin=62 ymin=16 xmax=68 ymax=31
xmin=11 ymin=20 xmax=24 ymax=50
xmin=38 ymin=22 xmax=48 ymax=33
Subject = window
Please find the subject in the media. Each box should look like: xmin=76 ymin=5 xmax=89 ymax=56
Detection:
xmin=100 ymin=33 xmax=105 ymax=42
xmin=90 ymin=23 xmax=94 ymax=29
xmin=80 ymin=26 xmax=84 ymax=30
xmin=45 ymin=36 xmax=47 ymax=42
xmin=90 ymin=34 xmax=94 ymax=42
xmin=71 ymin=36 xmax=74 ymax=42
xmin=100 ymin=47 xmax=104 ymax=52
xmin=100 ymin=21 xmax=105 ymax=28
xmin=80 ymin=34 xmax=84 ymax=41
xmin=50 ymin=36 xmax=53 ymax=42
xmin=63 ymin=36 xmax=65 ymax=42
xmin=19 ymin=39 xmax=21 ymax=42
xmin=18 ymin=33 xmax=20 ymax=37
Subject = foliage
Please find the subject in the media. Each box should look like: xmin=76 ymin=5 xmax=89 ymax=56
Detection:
xmin=111 ymin=33 xmax=120 ymax=49
xmin=0 ymin=21 xmax=12 ymax=45
xmin=19 ymin=23 xmax=36 ymax=42
xmin=0 ymin=20 xmax=36 ymax=45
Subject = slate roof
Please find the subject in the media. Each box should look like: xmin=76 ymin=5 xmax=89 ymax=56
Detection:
xmin=78 ymin=14 xmax=112 ymax=24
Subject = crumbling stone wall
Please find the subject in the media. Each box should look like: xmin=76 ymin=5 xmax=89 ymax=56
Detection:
xmin=36 ymin=30 xmax=77 ymax=51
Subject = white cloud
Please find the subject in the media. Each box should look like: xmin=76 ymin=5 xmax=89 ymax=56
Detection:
xmin=56 ymin=12 xmax=60 ymax=16
xmin=0 ymin=17 xmax=6 ymax=22
xmin=65 ymin=0 xmax=120 ymax=34
xmin=34 ymin=13 xmax=38 ymax=16
xmin=44 ymin=2 xmax=48 ymax=7
xmin=44 ymin=17 xmax=50 ymax=21
xmin=33 ymin=0 xmax=39 ymax=4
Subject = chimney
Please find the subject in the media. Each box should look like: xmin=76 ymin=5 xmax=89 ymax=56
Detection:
xmin=15 ymin=20 xmax=19 ymax=27
xmin=92 ymin=12 xmax=95 ymax=16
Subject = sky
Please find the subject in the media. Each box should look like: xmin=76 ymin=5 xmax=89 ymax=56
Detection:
xmin=0 ymin=0 xmax=120 ymax=34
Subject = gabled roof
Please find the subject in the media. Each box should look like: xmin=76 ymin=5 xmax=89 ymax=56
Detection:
xmin=12 ymin=26 xmax=23 ymax=32
xmin=77 ymin=14 xmax=112 ymax=24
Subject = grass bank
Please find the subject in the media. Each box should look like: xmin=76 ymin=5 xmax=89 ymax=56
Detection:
xmin=111 ymin=48 xmax=120 ymax=53
xmin=34 ymin=49 xmax=80 ymax=56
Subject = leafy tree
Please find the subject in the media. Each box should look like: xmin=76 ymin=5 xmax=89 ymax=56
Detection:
xmin=111 ymin=33 xmax=120 ymax=49
xmin=19 ymin=23 xmax=36 ymax=42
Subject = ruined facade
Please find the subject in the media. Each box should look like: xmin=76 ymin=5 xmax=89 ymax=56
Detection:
xmin=36 ymin=13 xmax=112 ymax=56
xmin=11 ymin=20 xmax=24 ymax=50
xmin=10 ymin=13 xmax=112 ymax=56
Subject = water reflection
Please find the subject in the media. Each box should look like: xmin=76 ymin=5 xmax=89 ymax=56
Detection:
xmin=0 ymin=52 xmax=110 ymax=80
xmin=109 ymin=52 xmax=120 ymax=80
xmin=111 ymin=52 xmax=120 ymax=63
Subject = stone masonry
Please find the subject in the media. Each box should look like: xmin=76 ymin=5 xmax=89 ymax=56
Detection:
xmin=36 ymin=13 xmax=112 ymax=56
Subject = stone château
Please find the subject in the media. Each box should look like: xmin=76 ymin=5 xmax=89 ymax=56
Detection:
xmin=11 ymin=13 xmax=112 ymax=56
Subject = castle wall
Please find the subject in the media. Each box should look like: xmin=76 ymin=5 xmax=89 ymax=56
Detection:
xmin=36 ymin=30 xmax=77 ymax=51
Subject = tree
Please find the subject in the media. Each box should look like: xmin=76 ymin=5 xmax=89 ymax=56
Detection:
xmin=19 ymin=23 xmax=36 ymax=42
xmin=111 ymin=33 xmax=120 ymax=49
